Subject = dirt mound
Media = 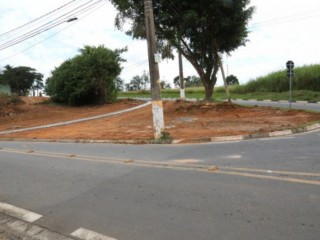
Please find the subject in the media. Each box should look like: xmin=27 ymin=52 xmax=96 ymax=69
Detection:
xmin=174 ymin=100 xmax=239 ymax=113
xmin=0 ymin=94 xmax=19 ymax=118
xmin=20 ymin=96 xmax=49 ymax=105
xmin=0 ymin=98 xmax=320 ymax=143
xmin=0 ymin=95 xmax=48 ymax=119
xmin=0 ymin=97 xmax=144 ymax=131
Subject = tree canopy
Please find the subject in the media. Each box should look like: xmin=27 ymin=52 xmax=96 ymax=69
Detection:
xmin=45 ymin=45 xmax=126 ymax=106
xmin=226 ymin=74 xmax=240 ymax=85
xmin=110 ymin=0 xmax=254 ymax=100
xmin=125 ymin=71 xmax=150 ymax=91
xmin=0 ymin=65 xmax=43 ymax=96
xmin=173 ymin=75 xmax=202 ymax=88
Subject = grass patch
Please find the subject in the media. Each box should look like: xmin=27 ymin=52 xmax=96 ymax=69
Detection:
xmin=119 ymin=89 xmax=320 ymax=101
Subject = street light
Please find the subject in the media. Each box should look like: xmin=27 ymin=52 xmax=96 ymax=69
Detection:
xmin=0 ymin=17 xmax=79 ymax=51
xmin=67 ymin=17 xmax=78 ymax=23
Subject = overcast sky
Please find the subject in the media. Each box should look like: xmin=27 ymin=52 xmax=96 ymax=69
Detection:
xmin=0 ymin=0 xmax=319 ymax=87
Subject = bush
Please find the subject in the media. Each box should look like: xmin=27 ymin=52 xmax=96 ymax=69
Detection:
xmin=45 ymin=45 xmax=126 ymax=106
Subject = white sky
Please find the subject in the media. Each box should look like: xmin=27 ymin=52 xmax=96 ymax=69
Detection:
xmin=0 ymin=0 xmax=319 ymax=87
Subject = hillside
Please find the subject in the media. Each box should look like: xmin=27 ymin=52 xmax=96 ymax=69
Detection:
xmin=0 ymin=97 xmax=320 ymax=143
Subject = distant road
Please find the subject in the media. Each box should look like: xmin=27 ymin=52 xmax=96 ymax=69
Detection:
xmin=233 ymin=99 xmax=320 ymax=112
xmin=125 ymin=97 xmax=320 ymax=112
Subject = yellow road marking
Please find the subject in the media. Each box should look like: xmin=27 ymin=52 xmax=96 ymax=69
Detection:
xmin=220 ymin=166 xmax=320 ymax=177
xmin=1 ymin=148 xmax=320 ymax=186
xmin=214 ymin=170 xmax=320 ymax=186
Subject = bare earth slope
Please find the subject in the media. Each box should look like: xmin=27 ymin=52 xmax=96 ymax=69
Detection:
xmin=0 ymin=97 xmax=320 ymax=143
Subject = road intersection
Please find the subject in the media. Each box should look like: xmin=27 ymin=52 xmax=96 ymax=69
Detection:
xmin=0 ymin=100 xmax=319 ymax=240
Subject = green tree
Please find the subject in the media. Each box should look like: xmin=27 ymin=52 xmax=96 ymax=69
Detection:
xmin=160 ymin=81 xmax=171 ymax=89
xmin=110 ymin=0 xmax=254 ymax=101
xmin=31 ymin=78 xmax=45 ymax=96
xmin=115 ymin=77 xmax=125 ymax=91
xmin=45 ymin=45 xmax=126 ymax=106
xmin=174 ymin=75 xmax=202 ymax=88
xmin=226 ymin=74 xmax=239 ymax=85
xmin=1 ymin=65 xmax=43 ymax=96
xmin=125 ymin=70 xmax=150 ymax=91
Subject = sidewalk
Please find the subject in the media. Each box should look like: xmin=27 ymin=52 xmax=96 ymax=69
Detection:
xmin=0 ymin=212 xmax=76 ymax=240
xmin=0 ymin=231 xmax=22 ymax=240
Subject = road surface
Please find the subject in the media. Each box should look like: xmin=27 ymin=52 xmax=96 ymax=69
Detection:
xmin=0 ymin=128 xmax=319 ymax=240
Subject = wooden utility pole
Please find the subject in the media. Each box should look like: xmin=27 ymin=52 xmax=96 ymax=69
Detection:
xmin=144 ymin=0 xmax=164 ymax=139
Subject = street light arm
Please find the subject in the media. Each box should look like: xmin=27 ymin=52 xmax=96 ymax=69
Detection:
xmin=67 ymin=17 xmax=78 ymax=23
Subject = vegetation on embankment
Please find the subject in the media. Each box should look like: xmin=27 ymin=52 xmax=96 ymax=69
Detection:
xmin=119 ymin=64 xmax=320 ymax=101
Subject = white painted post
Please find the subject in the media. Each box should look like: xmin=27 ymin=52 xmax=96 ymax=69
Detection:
xmin=180 ymin=89 xmax=185 ymax=99
xmin=151 ymin=100 xmax=165 ymax=139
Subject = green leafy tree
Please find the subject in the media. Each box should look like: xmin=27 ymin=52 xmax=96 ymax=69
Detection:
xmin=110 ymin=0 xmax=254 ymax=101
xmin=160 ymin=81 xmax=171 ymax=89
xmin=0 ymin=68 xmax=5 ymax=84
xmin=174 ymin=75 xmax=202 ymax=88
xmin=1 ymin=65 xmax=43 ymax=96
xmin=125 ymin=70 xmax=150 ymax=91
xmin=173 ymin=76 xmax=183 ymax=88
xmin=115 ymin=77 xmax=125 ymax=91
xmin=226 ymin=74 xmax=239 ymax=85
xmin=45 ymin=45 xmax=126 ymax=105
xmin=31 ymin=78 xmax=45 ymax=96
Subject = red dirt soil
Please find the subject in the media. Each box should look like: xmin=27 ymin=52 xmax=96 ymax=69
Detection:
xmin=0 ymin=97 xmax=320 ymax=143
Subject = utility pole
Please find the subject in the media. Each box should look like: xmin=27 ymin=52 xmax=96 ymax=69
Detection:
xmin=178 ymin=48 xmax=185 ymax=99
xmin=144 ymin=0 xmax=164 ymax=139
xmin=218 ymin=53 xmax=231 ymax=103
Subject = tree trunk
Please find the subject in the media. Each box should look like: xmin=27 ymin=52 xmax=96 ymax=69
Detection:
xmin=181 ymin=52 xmax=218 ymax=102
xmin=204 ymin=85 xmax=213 ymax=101
xmin=203 ymin=72 xmax=216 ymax=102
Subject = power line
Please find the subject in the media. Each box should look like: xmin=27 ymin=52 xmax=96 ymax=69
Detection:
xmin=0 ymin=0 xmax=94 ymax=43
xmin=250 ymin=8 xmax=320 ymax=28
xmin=0 ymin=0 xmax=100 ymax=47
xmin=251 ymin=8 xmax=320 ymax=26
xmin=122 ymin=59 xmax=149 ymax=73
xmin=0 ymin=0 xmax=103 ymax=51
xmin=0 ymin=0 xmax=81 ymax=38
xmin=0 ymin=0 xmax=106 ymax=62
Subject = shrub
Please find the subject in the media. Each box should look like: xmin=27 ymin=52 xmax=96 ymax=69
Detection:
xmin=45 ymin=45 xmax=126 ymax=106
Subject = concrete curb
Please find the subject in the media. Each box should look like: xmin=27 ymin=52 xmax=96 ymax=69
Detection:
xmin=1 ymin=122 xmax=319 ymax=145
xmin=0 ymin=213 xmax=77 ymax=240
xmin=183 ymin=122 xmax=320 ymax=144
xmin=233 ymin=99 xmax=320 ymax=104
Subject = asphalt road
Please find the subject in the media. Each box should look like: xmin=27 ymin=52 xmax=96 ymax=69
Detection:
xmin=0 ymin=128 xmax=319 ymax=240
xmin=233 ymin=99 xmax=320 ymax=112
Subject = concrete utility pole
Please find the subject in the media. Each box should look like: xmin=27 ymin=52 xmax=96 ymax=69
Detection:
xmin=144 ymin=0 xmax=165 ymax=139
xmin=218 ymin=53 xmax=231 ymax=103
xmin=178 ymin=50 xmax=185 ymax=99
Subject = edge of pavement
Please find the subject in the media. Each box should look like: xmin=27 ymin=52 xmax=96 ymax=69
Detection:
xmin=130 ymin=97 xmax=320 ymax=104
xmin=232 ymin=99 xmax=320 ymax=104
xmin=0 ymin=212 xmax=77 ymax=240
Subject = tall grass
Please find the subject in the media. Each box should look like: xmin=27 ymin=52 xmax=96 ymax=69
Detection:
xmin=119 ymin=64 xmax=320 ymax=101
xmin=237 ymin=64 xmax=320 ymax=93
